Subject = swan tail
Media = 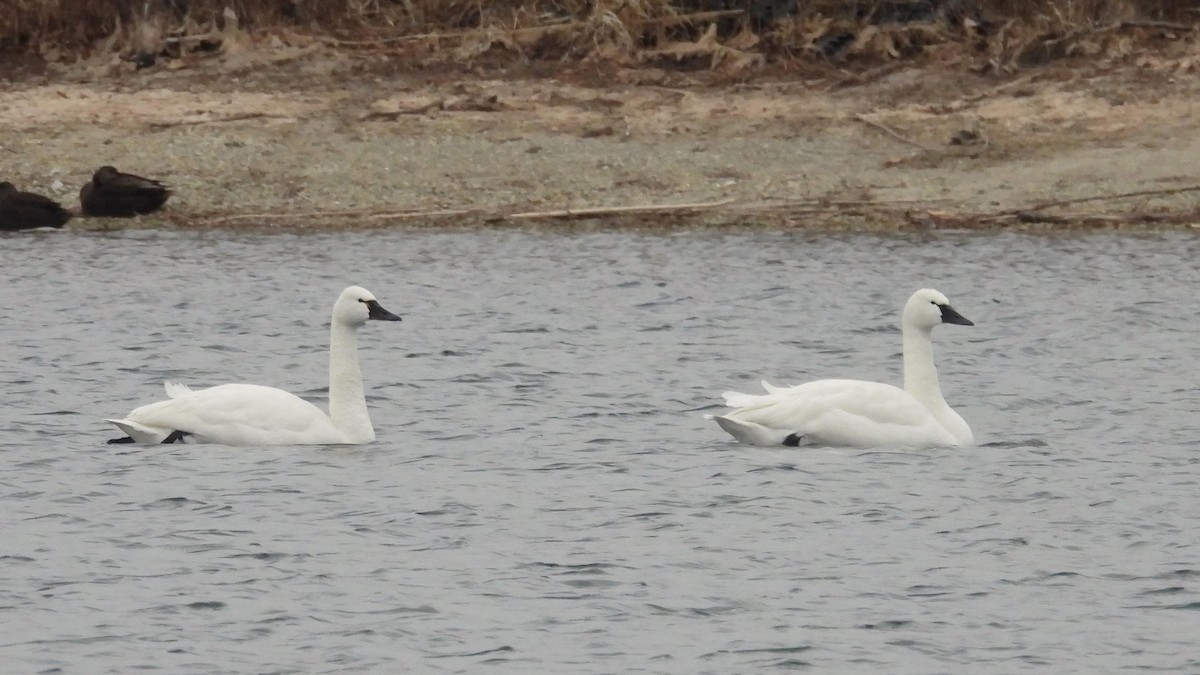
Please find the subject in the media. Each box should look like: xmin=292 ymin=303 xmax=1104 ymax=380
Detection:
xmin=106 ymin=418 xmax=173 ymax=445
xmin=711 ymin=415 xmax=797 ymax=447
xmin=721 ymin=389 xmax=768 ymax=408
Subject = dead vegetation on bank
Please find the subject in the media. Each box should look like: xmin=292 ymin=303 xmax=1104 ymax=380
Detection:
xmin=3 ymin=0 xmax=1197 ymax=75
xmin=5 ymin=1 xmax=1200 ymax=232
xmin=170 ymin=186 xmax=1200 ymax=232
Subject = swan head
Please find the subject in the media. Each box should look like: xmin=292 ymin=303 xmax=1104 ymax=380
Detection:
xmin=93 ymin=166 xmax=121 ymax=184
xmin=334 ymin=286 xmax=402 ymax=326
xmin=905 ymin=288 xmax=973 ymax=331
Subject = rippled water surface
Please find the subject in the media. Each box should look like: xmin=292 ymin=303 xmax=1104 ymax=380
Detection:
xmin=2 ymin=228 xmax=1199 ymax=673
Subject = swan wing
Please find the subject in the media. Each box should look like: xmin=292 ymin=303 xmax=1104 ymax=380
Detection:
xmin=721 ymin=379 xmax=800 ymax=407
xmin=760 ymin=379 xmax=798 ymax=394
xmin=715 ymin=379 xmax=959 ymax=448
xmin=114 ymin=383 xmax=347 ymax=446
xmin=164 ymin=381 xmax=193 ymax=399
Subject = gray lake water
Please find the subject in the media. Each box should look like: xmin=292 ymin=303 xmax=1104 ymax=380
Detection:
xmin=2 ymin=228 xmax=1198 ymax=673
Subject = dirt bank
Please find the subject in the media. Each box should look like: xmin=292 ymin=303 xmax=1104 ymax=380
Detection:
xmin=3 ymin=45 xmax=1199 ymax=231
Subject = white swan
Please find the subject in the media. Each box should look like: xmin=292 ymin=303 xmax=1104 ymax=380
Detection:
xmin=708 ymin=288 xmax=975 ymax=449
xmin=106 ymin=285 xmax=401 ymax=446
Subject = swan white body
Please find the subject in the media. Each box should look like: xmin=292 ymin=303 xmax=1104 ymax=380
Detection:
xmin=107 ymin=286 xmax=401 ymax=446
xmin=709 ymin=289 xmax=975 ymax=449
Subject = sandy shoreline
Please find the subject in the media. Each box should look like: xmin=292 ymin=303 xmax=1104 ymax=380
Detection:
xmin=3 ymin=48 xmax=1199 ymax=231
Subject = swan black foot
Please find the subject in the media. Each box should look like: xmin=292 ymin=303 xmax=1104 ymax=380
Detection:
xmin=108 ymin=430 xmax=190 ymax=444
xmin=783 ymin=433 xmax=803 ymax=447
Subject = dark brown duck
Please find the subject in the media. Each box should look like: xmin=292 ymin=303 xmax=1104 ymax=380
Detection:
xmin=80 ymin=166 xmax=172 ymax=217
xmin=0 ymin=182 xmax=72 ymax=230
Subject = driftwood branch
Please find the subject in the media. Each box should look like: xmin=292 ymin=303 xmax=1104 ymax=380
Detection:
xmin=979 ymin=185 xmax=1200 ymax=221
xmin=148 ymin=112 xmax=277 ymax=128
xmin=189 ymin=188 xmax=1199 ymax=229
xmin=1027 ymin=184 xmax=1200 ymax=210
xmin=312 ymin=9 xmax=746 ymax=48
xmin=502 ymin=198 xmax=736 ymax=220
xmin=927 ymin=74 xmax=1036 ymax=114
xmin=854 ymin=114 xmax=933 ymax=151
xmin=203 ymin=207 xmax=477 ymax=225
xmin=1043 ymin=19 xmax=1196 ymax=52
xmin=1117 ymin=20 xmax=1195 ymax=32
xmin=202 ymin=198 xmax=740 ymax=226
xmin=360 ymin=102 xmax=444 ymax=120
xmin=360 ymin=95 xmax=505 ymax=121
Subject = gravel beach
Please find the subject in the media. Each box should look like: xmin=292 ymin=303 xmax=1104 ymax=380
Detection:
xmin=3 ymin=46 xmax=1199 ymax=230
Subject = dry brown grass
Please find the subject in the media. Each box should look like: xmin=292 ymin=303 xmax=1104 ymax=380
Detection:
xmin=2 ymin=0 xmax=1196 ymax=70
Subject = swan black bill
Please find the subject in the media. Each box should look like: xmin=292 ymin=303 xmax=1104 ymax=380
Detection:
xmin=940 ymin=304 xmax=974 ymax=326
xmin=365 ymin=300 xmax=402 ymax=321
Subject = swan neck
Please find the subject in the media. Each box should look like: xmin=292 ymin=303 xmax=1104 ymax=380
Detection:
xmin=902 ymin=322 xmax=972 ymax=445
xmin=902 ymin=324 xmax=946 ymax=408
xmin=329 ymin=320 xmax=373 ymax=442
